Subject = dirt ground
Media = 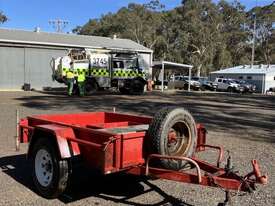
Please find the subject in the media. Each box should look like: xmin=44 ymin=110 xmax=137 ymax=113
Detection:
xmin=0 ymin=90 xmax=274 ymax=206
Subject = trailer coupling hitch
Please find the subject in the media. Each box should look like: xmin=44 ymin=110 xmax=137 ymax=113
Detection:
xmin=245 ymin=159 xmax=268 ymax=185
xmin=225 ymin=151 xmax=234 ymax=174
xmin=225 ymin=151 xmax=267 ymax=187
xmin=218 ymin=153 xmax=268 ymax=206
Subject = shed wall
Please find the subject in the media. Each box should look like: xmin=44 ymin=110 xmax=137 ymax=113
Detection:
xmin=0 ymin=47 xmax=25 ymax=89
xmin=24 ymin=48 xmax=66 ymax=89
xmin=0 ymin=46 xmax=66 ymax=90
xmin=265 ymin=73 xmax=275 ymax=92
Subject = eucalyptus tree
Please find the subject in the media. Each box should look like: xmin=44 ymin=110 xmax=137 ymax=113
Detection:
xmin=247 ymin=2 xmax=275 ymax=65
xmin=0 ymin=11 xmax=7 ymax=24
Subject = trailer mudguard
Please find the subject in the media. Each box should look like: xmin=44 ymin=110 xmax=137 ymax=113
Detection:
xmin=27 ymin=124 xmax=80 ymax=159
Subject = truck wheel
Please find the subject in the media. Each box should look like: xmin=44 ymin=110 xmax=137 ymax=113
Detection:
xmin=130 ymin=79 xmax=145 ymax=95
xmin=147 ymin=107 xmax=197 ymax=170
xmin=85 ymin=79 xmax=98 ymax=95
xmin=119 ymin=87 xmax=130 ymax=94
xmin=31 ymin=138 xmax=69 ymax=199
xmin=72 ymin=84 xmax=79 ymax=95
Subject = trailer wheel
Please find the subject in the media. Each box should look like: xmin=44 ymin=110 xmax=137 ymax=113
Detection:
xmin=147 ymin=107 xmax=197 ymax=170
xmin=31 ymin=138 xmax=69 ymax=199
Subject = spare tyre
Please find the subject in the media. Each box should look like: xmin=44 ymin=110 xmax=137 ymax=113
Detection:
xmin=146 ymin=107 xmax=197 ymax=170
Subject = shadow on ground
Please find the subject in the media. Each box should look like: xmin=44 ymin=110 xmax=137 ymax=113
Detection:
xmin=0 ymin=154 xmax=192 ymax=206
xmin=14 ymin=91 xmax=275 ymax=143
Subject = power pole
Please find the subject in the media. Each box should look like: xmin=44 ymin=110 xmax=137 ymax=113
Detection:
xmin=251 ymin=13 xmax=256 ymax=68
xmin=251 ymin=0 xmax=258 ymax=68
xmin=49 ymin=19 xmax=69 ymax=33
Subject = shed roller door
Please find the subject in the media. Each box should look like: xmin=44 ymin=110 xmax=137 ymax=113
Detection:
xmin=0 ymin=47 xmax=24 ymax=90
xmin=25 ymin=48 xmax=66 ymax=89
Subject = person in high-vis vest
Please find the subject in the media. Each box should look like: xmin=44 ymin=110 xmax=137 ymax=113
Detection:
xmin=66 ymin=62 xmax=75 ymax=96
xmin=77 ymin=70 xmax=86 ymax=97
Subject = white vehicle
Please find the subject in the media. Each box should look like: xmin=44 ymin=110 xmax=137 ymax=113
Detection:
xmin=51 ymin=49 xmax=148 ymax=95
xmin=169 ymin=75 xmax=201 ymax=90
xmin=214 ymin=78 xmax=243 ymax=92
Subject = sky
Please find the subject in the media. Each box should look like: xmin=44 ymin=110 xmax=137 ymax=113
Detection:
xmin=0 ymin=0 xmax=273 ymax=33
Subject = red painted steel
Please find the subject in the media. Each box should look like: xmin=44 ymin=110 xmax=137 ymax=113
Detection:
xmin=195 ymin=144 xmax=224 ymax=167
xmin=20 ymin=112 xmax=151 ymax=174
xmin=145 ymin=154 xmax=202 ymax=183
xmin=245 ymin=159 xmax=268 ymax=185
xmin=196 ymin=124 xmax=207 ymax=152
xmin=127 ymin=166 xmax=249 ymax=191
xmin=19 ymin=111 xmax=267 ymax=193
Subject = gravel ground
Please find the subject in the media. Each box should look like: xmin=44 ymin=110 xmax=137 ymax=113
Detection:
xmin=0 ymin=90 xmax=274 ymax=206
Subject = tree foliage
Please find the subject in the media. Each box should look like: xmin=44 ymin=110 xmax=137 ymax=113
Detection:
xmin=74 ymin=0 xmax=275 ymax=76
xmin=0 ymin=11 xmax=7 ymax=24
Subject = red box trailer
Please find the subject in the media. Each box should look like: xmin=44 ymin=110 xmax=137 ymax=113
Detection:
xmin=18 ymin=107 xmax=267 ymax=204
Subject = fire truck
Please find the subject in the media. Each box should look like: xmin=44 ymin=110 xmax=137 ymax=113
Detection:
xmin=51 ymin=49 xmax=148 ymax=95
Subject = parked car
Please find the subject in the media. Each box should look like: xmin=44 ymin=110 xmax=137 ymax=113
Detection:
xmin=214 ymin=78 xmax=244 ymax=93
xmin=170 ymin=75 xmax=201 ymax=91
xmin=173 ymin=76 xmax=187 ymax=89
xmin=182 ymin=76 xmax=201 ymax=91
xmin=192 ymin=77 xmax=217 ymax=91
xmin=233 ymin=80 xmax=256 ymax=93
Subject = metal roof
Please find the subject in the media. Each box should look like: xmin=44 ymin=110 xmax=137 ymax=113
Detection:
xmin=0 ymin=28 xmax=152 ymax=53
xmin=211 ymin=65 xmax=275 ymax=75
xmin=153 ymin=61 xmax=193 ymax=69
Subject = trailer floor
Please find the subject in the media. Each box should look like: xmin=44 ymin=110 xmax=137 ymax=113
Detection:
xmin=0 ymin=91 xmax=274 ymax=206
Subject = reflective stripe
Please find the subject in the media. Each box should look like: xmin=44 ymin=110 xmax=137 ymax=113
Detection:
xmin=75 ymin=68 xmax=89 ymax=75
xmin=77 ymin=70 xmax=86 ymax=82
xmin=63 ymin=68 xmax=89 ymax=77
xmin=62 ymin=68 xmax=69 ymax=76
xmin=91 ymin=68 xmax=109 ymax=77
xmin=62 ymin=68 xmax=145 ymax=78
xmin=76 ymin=68 xmax=88 ymax=76
xmin=112 ymin=69 xmax=145 ymax=78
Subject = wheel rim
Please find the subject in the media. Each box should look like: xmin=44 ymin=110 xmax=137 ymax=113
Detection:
xmin=166 ymin=121 xmax=191 ymax=156
xmin=35 ymin=149 xmax=53 ymax=187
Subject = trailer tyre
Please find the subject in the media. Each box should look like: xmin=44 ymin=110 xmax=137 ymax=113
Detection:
xmin=31 ymin=138 xmax=69 ymax=199
xmin=147 ymin=107 xmax=197 ymax=170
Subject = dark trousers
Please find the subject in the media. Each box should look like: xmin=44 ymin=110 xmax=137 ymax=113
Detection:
xmin=78 ymin=81 xmax=85 ymax=96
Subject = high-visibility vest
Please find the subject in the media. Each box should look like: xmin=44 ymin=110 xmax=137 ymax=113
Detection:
xmin=66 ymin=71 xmax=74 ymax=79
xmin=77 ymin=72 xmax=85 ymax=82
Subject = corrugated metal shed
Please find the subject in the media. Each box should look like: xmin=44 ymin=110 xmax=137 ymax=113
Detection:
xmin=0 ymin=28 xmax=152 ymax=53
xmin=211 ymin=65 xmax=275 ymax=74
xmin=210 ymin=65 xmax=275 ymax=93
